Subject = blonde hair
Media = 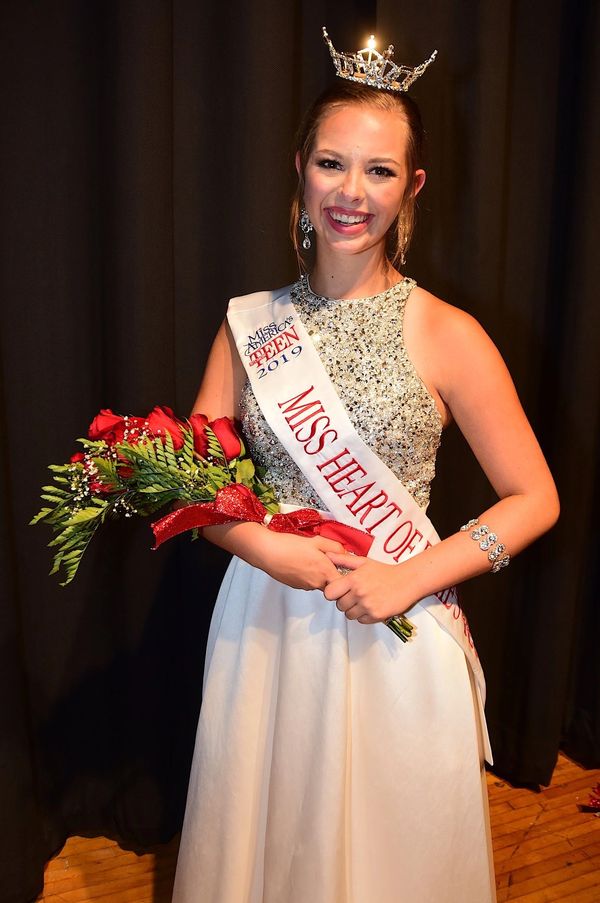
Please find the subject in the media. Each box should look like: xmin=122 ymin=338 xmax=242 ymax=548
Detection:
xmin=290 ymin=81 xmax=425 ymax=271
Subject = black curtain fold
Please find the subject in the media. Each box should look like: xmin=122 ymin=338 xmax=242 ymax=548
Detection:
xmin=379 ymin=0 xmax=600 ymax=785
xmin=1 ymin=1 xmax=597 ymax=900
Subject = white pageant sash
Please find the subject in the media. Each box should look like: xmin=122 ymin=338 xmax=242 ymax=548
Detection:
xmin=227 ymin=285 xmax=491 ymax=762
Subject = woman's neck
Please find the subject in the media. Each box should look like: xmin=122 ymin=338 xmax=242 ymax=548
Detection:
xmin=308 ymin=248 xmax=402 ymax=300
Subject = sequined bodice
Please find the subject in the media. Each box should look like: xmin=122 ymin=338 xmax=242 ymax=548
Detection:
xmin=239 ymin=276 xmax=443 ymax=510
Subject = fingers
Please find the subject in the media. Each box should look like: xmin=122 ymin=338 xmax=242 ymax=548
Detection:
xmin=313 ymin=536 xmax=346 ymax=554
xmin=322 ymin=559 xmax=345 ymax=587
xmin=334 ymin=592 xmax=356 ymax=614
xmin=325 ymin=551 xmax=366 ymax=571
xmin=323 ymin=573 xmax=350 ymax=601
xmin=321 ymin=557 xmax=380 ymax=624
xmin=331 ymin=592 xmax=377 ymax=622
xmin=334 ymin=597 xmax=378 ymax=623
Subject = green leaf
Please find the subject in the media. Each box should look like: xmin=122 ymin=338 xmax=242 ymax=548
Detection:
xmin=54 ymin=530 xmax=89 ymax=553
xmin=95 ymin=457 xmax=118 ymax=478
xmin=48 ymin=525 xmax=77 ymax=547
xmin=76 ymin=438 xmax=107 ymax=451
xmin=254 ymin=481 xmax=279 ymax=513
xmin=205 ymin=426 xmax=227 ymax=464
xmin=182 ymin=427 xmax=196 ymax=468
xmin=163 ymin=430 xmax=177 ymax=467
xmin=206 ymin=474 xmax=227 ymax=492
xmin=235 ymin=458 xmax=256 ymax=485
xmin=67 ymin=506 xmax=106 ymax=525
xmin=40 ymin=493 xmax=68 ymax=504
xmin=29 ymin=507 xmax=53 ymax=525
xmin=157 ymin=442 xmax=168 ymax=466
xmin=59 ymin=548 xmax=83 ymax=562
xmin=49 ymin=554 xmax=63 ymax=576
xmin=41 ymin=484 xmax=70 ymax=495
xmin=59 ymin=548 xmax=86 ymax=585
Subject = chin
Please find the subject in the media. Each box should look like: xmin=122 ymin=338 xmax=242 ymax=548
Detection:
xmin=321 ymin=235 xmax=384 ymax=256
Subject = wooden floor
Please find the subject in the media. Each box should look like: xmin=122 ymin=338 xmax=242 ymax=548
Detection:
xmin=37 ymin=753 xmax=600 ymax=902
xmin=490 ymin=754 xmax=600 ymax=902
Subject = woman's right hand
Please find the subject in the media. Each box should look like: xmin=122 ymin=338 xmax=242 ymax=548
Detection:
xmin=201 ymin=521 xmax=345 ymax=592
xmin=258 ymin=531 xmax=346 ymax=591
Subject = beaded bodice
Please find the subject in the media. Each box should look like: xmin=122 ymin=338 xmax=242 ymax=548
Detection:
xmin=239 ymin=276 xmax=443 ymax=510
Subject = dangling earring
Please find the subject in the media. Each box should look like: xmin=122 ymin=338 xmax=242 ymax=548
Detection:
xmin=299 ymin=207 xmax=314 ymax=250
xmin=397 ymin=217 xmax=409 ymax=267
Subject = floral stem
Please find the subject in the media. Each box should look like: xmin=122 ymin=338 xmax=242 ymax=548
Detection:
xmin=385 ymin=614 xmax=415 ymax=642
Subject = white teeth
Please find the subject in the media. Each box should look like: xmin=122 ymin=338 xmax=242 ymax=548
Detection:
xmin=329 ymin=211 xmax=369 ymax=224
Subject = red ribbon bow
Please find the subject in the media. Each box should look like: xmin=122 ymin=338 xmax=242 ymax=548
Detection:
xmin=150 ymin=483 xmax=373 ymax=556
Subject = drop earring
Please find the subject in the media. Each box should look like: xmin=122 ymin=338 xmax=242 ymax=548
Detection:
xmin=397 ymin=217 xmax=409 ymax=266
xmin=299 ymin=208 xmax=314 ymax=250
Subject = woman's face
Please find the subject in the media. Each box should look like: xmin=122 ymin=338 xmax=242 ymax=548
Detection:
xmin=298 ymin=103 xmax=425 ymax=260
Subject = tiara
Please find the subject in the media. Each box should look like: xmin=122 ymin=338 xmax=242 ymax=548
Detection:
xmin=322 ymin=26 xmax=437 ymax=93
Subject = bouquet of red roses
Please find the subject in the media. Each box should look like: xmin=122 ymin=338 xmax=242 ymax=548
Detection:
xmin=31 ymin=405 xmax=415 ymax=642
xmin=30 ymin=406 xmax=278 ymax=585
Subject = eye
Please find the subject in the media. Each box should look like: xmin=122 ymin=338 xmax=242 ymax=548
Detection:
xmin=369 ymin=165 xmax=396 ymax=178
xmin=315 ymin=157 xmax=343 ymax=170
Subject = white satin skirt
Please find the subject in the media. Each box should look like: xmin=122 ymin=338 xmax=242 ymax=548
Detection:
xmin=172 ymin=556 xmax=496 ymax=903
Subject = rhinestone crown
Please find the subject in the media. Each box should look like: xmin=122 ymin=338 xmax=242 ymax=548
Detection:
xmin=322 ymin=26 xmax=437 ymax=93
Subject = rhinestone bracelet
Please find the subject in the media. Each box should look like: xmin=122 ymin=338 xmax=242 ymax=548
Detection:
xmin=459 ymin=518 xmax=510 ymax=573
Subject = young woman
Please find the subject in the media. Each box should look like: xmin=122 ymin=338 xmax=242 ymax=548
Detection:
xmin=172 ymin=40 xmax=559 ymax=903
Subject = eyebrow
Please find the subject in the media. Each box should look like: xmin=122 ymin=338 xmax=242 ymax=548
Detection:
xmin=313 ymin=148 xmax=402 ymax=168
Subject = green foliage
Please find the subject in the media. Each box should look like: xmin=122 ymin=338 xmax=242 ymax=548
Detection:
xmin=204 ymin=425 xmax=227 ymax=464
xmin=32 ymin=420 xmax=280 ymax=585
xmin=235 ymin=458 xmax=255 ymax=485
xmin=253 ymin=480 xmax=279 ymax=514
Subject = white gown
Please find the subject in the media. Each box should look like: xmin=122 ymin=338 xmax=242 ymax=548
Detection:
xmin=172 ymin=279 xmax=496 ymax=902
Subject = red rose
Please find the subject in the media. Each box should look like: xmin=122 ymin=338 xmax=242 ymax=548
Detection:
xmin=88 ymin=409 xmax=147 ymax=445
xmin=146 ymin=405 xmax=186 ymax=450
xmin=190 ymin=413 xmax=209 ymax=457
xmin=70 ymin=452 xmax=85 ymax=463
xmin=88 ymin=409 xmax=128 ymax=445
xmin=88 ymin=477 xmax=115 ymax=495
xmin=190 ymin=414 xmax=242 ymax=462
xmin=116 ymin=452 xmax=134 ymax=480
xmin=211 ymin=417 xmax=242 ymax=461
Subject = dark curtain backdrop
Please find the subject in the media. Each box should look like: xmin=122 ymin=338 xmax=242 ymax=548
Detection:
xmin=1 ymin=1 xmax=598 ymax=900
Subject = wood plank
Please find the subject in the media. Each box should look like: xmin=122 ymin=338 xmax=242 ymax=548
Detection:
xmin=490 ymin=756 xmax=600 ymax=902
xmin=501 ymin=867 xmax=600 ymax=902
xmin=36 ymin=754 xmax=600 ymax=901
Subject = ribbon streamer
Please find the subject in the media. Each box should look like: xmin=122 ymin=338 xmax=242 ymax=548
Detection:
xmin=150 ymin=482 xmax=374 ymax=557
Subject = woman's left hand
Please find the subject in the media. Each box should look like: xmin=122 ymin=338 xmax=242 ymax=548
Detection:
xmin=323 ymin=552 xmax=413 ymax=623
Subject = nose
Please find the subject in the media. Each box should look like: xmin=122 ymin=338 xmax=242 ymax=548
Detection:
xmin=339 ymin=166 xmax=364 ymax=203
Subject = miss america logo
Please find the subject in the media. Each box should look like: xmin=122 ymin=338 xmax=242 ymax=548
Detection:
xmin=244 ymin=316 xmax=301 ymax=368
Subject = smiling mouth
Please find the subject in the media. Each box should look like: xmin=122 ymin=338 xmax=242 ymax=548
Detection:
xmin=327 ymin=210 xmax=371 ymax=224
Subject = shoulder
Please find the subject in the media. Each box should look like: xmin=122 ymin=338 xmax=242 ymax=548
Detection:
xmin=407 ymin=285 xmax=487 ymax=341
xmin=408 ymin=285 xmax=502 ymax=359
xmin=405 ymin=285 xmax=510 ymax=402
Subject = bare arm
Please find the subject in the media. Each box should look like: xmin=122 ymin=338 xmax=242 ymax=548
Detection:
xmin=190 ymin=318 xmax=344 ymax=588
xmin=325 ymin=296 xmax=560 ymax=621
xmin=191 ymin=319 xmax=246 ymax=419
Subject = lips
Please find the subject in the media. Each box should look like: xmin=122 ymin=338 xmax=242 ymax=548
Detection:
xmin=325 ymin=206 xmax=373 ymax=235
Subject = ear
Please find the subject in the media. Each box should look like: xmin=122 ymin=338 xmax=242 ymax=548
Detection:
xmin=413 ymin=168 xmax=426 ymax=197
xmin=294 ymin=151 xmax=302 ymax=177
